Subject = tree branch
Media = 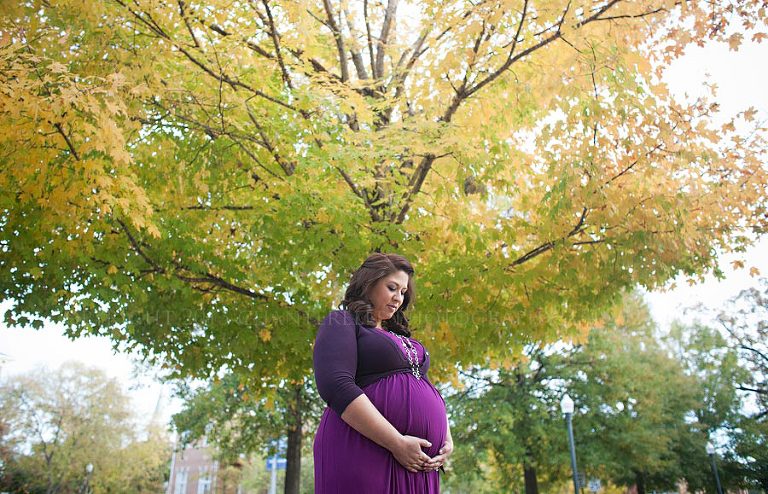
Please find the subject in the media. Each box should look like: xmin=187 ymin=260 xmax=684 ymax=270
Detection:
xmin=260 ymin=0 xmax=294 ymax=89
xmin=344 ymin=7 xmax=370 ymax=80
xmin=736 ymin=384 xmax=767 ymax=395
xmin=202 ymin=16 xmax=275 ymax=60
xmin=506 ymin=207 xmax=589 ymax=269
xmin=738 ymin=344 xmax=768 ymax=365
xmin=604 ymin=141 xmax=666 ymax=186
xmin=53 ymin=123 xmax=80 ymax=161
xmin=245 ymin=105 xmax=296 ymax=175
xmin=148 ymin=99 xmax=284 ymax=180
xmin=116 ymin=218 xmax=271 ymax=302
xmin=364 ymin=0 xmax=376 ymax=78
xmin=374 ymin=0 xmax=399 ymax=80
xmin=114 ymin=0 xmax=298 ymax=114
xmin=465 ymin=0 xmax=623 ymax=101
xmin=595 ymin=5 xmax=672 ymax=22
xmin=151 ymin=204 xmax=257 ymax=212
xmin=395 ymin=153 xmax=437 ymax=223
xmin=175 ymin=44 xmax=299 ymax=112
xmin=383 ymin=29 xmax=430 ymax=124
xmin=177 ymin=0 xmax=201 ymax=48
xmin=335 ymin=167 xmax=382 ymax=222
xmin=322 ymin=0 xmax=350 ymax=82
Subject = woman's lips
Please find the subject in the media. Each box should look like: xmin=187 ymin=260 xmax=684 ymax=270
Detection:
xmin=387 ymin=304 xmax=398 ymax=310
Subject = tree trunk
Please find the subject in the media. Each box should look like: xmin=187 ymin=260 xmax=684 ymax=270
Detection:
xmin=523 ymin=462 xmax=539 ymax=494
xmin=634 ymin=471 xmax=646 ymax=494
xmin=284 ymin=385 xmax=303 ymax=494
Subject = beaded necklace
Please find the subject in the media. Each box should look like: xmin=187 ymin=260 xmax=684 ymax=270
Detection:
xmin=388 ymin=331 xmax=421 ymax=380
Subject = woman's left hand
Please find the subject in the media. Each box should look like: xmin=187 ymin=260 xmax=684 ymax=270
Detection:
xmin=424 ymin=439 xmax=453 ymax=472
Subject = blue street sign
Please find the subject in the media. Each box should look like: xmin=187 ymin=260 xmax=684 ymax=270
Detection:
xmin=266 ymin=456 xmax=287 ymax=471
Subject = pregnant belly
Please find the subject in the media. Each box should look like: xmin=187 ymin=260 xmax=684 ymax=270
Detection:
xmin=363 ymin=373 xmax=447 ymax=457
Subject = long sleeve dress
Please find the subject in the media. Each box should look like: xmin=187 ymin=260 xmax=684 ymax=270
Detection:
xmin=313 ymin=309 xmax=447 ymax=494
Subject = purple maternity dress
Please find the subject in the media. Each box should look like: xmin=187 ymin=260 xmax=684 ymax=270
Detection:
xmin=313 ymin=310 xmax=447 ymax=494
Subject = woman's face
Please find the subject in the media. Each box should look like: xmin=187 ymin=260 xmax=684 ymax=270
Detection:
xmin=369 ymin=270 xmax=409 ymax=327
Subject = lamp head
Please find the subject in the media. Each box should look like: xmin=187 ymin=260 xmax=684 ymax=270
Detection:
xmin=705 ymin=442 xmax=715 ymax=455
xmin=561 ymin=393 xmax=575 ymax=414
xmin=86 ymin=463 xmax=94 ymax=474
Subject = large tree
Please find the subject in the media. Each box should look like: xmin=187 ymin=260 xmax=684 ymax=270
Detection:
xmin=2 ymin=0 xmax=767 ymax=375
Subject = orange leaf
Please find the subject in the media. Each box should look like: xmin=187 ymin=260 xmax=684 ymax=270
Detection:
xmin=727 ymin=33 xmax=743 ymax=51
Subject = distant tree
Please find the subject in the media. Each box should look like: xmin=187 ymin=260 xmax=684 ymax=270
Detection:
xmin=445 ymin=294 xmax=707 ymax=494
xmin=670 ymin=279 xmax=768 ymax=492
xmin=0 ymin=362 xmax=170 ymax=494
xmin=730 ymin=418 xmax=768 ymax=492
xmin=172 ymin=373 xmax=323 ymax=494
xmin=718 ymin=280 xmax=768 ymax=491
xmin=574 ymin=305 xmax=700 ymax=494
xmin=716 ymin=279 xmax=768 ymax=418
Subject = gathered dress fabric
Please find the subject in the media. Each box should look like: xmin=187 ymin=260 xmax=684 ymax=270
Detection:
xmin=313 ymin=310 xmax=447 ymax=494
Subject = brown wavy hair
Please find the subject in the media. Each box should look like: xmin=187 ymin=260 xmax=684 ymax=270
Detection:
xmin=340 ymin=253 xmax=415 ymax=336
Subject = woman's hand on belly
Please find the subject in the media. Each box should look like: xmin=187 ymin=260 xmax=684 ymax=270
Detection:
xmin=425 ymin=437 xmax=453 ymax=472
xmin=391 ymin=435 xmax=433 ymax=473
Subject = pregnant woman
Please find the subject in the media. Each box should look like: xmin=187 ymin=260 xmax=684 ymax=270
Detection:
xmin=313 ymin=253 xmax=454 ymax=493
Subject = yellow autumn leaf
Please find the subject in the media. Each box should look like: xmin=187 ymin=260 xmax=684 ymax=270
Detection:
xmin=749 ymin=266 xmax=761 ymax=277
xmin=259 ymin=328 xmax=272 ymax=342
xmin=107 ymin=264 xmax=118 ymax=274
xmin=731 ymin=259 xmax=745 ymax=270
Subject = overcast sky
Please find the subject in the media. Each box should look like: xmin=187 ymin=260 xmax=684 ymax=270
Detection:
xmin=1 ymin=36 xmax=767 ymax=429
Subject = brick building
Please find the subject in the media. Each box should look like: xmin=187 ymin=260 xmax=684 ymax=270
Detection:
xmin=166 ymin=435 xmax=246 ymax=494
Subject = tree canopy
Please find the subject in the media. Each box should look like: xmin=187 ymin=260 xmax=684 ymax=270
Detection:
xmin=1 ymin=0 xmax=767 ymax=384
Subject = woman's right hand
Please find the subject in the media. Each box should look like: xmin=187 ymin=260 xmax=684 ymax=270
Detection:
xmin=391 ymin=435 xmax=432 ymax=473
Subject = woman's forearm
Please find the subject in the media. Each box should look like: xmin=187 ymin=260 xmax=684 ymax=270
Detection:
xmin=340 ymin=393 xmax=432 ymax=472
xmin=340 ymin=394 xmax=403 ymax=451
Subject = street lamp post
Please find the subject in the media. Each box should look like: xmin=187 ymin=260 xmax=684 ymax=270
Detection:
xmin=79 ymin=463 xmax=94 ymax=494
xmin=706 ymin=442 xmax=724 ymax=494
xmin=561 ymin=394 xmax=580 ymax=494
